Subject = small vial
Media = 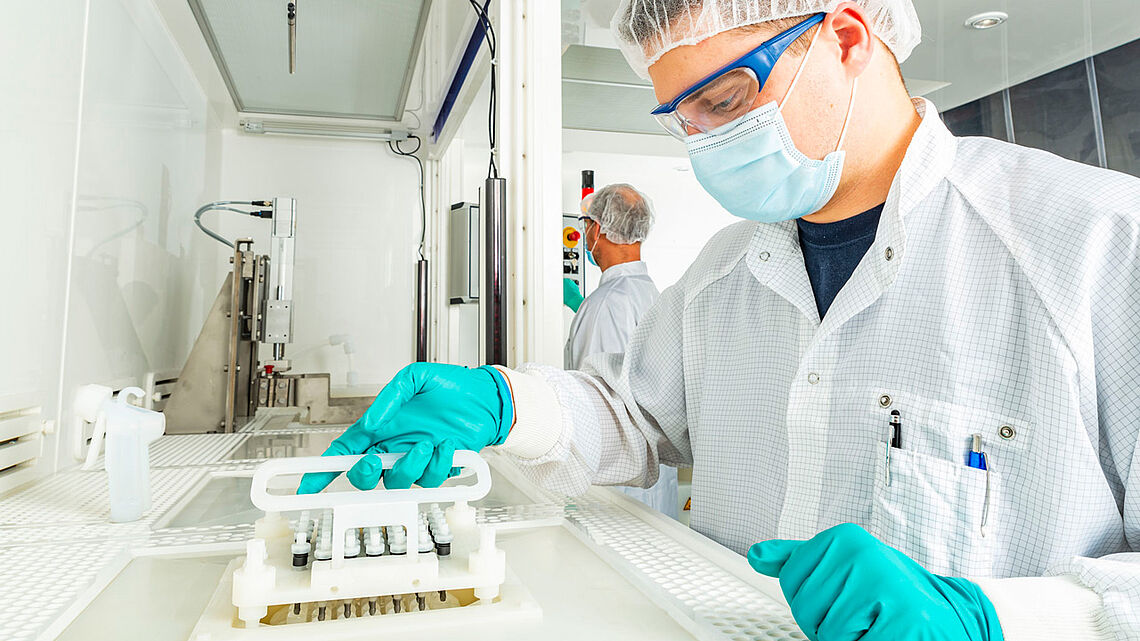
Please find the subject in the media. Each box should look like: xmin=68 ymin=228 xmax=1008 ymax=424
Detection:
xmin=297 ymin=510 xmax=311 ymax=540
xmin=431 ymin=520 xmax=453 ymax=557
xmin=291 ymin=532 xmax=311 ymax=568
xmin=386 ymin=525 xmax=407 ymax=555
xmin=315 ymin=536 xmax=333 ymax=561
xmin=417 ymin=526 xmax=433 ymax=554
xmin=345 ymin=530 xmax=361 ymax=559
xmin=365 ymin=527 xmax=384 ymax=556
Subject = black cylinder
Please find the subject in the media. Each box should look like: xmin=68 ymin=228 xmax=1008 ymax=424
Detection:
xmin=415 ymin=259 xmax=429 ymax=362
xmin=484 ymin=177 xmax=508 ymax=365
xmin=581 ymin=169 xmax=594 ymax=190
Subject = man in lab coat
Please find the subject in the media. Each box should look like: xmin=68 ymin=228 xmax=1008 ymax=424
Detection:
xmin=302 ymin=1 xmax=1140 ymax=638
xmin=564 ymin=183 xmax=679 ymax=519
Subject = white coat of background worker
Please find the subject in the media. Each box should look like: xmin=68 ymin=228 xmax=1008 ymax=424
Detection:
xmin=563 ymin=183 xmax=679 ymax=519
xmin=301 ymin=1 xmax=1140 ymax=639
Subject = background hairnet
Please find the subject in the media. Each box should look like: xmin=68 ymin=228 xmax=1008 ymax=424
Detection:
xmin=612 ymin=0 xmax=922 ymax=79
xmin=587 ymin=183 xmax=655 ymax=245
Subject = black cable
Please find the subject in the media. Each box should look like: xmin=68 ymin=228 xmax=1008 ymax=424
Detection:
xmin=389 ymin=135 xmax=427 ymax=260
xmin=468 ymin=0 xmax=497 ymax=179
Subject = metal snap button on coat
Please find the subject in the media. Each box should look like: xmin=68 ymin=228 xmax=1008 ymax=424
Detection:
xmin=807 ymin=373 xmax=820 ymax=385
xmin=759 ymin=251 xmax=771 ymax=261
xmin=885 ymin=247 xmax=895 ymax=261
xmin=999 ymin=425 xmax=1016 ymax=440
xmin=878 ymin=394 xmax=892 ymax=408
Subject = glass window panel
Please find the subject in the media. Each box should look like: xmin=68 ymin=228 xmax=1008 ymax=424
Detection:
xmin=1008 ymin=61 xmax=1099 ymax=166
xmin=1094 ymin=38 xmax=1140 ymax=178
xmin=940 ymin=93 xmax=1008 ymax=141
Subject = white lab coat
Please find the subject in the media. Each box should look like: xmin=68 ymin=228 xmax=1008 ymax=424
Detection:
xmin=564 ymin=261 xmax=679 ymax=518
xmin=501 ymin=99 xmax=1140 ymax=638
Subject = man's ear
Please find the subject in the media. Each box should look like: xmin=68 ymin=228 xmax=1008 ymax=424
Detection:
xmin=825 ymin=2 xmax=875 ymax=77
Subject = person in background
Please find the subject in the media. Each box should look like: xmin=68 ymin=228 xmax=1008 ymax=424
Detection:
xmin=564 ymin=183 xmax=679 ymax=518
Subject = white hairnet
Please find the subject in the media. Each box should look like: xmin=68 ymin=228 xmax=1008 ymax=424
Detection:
xmin=612 ymin=0 xmax=922 ymax=79
xmin=587 ymin=183 xmax=655 ymax=245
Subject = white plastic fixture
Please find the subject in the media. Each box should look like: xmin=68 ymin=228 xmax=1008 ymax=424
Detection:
xmin=221 ymin=451 xmax=520 ymax=630
xmin=75 ymin=385 xmax=166 ymax=523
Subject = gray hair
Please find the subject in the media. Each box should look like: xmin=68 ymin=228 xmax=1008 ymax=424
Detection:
xmin=586 ymin=183 xmax=655 ymax=245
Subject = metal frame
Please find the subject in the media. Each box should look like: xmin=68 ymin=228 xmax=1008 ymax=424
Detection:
xmin=185 ymin=0 xmax=433 ymax=121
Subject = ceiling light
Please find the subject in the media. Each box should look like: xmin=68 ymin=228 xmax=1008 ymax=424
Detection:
xmin=965 ymin=11 xmax=1008 ymax=30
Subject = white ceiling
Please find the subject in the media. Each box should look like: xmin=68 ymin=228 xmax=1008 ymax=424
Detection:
xmin=564 ymin=0 xmax=1140 ymax=111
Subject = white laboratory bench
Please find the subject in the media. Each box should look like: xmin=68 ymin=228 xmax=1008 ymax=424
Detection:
xmin=0 ymin=411 xmax=806 ymax=641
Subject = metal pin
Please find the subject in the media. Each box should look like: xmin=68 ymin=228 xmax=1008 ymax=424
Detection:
xmin=344 ymin=602 xmax=351 ymax=618
xmin=417 ymin=593 xmax=426 ymax=611
xmin=980 ymin=451 xmax=991 ymax=537
xmin=439 ymin=590 xmax=447 ymax=601
xmin=317 ymin=604 xmax=326 ymax=621
xmin=392 ymin=596 xmax=402 ymax=613
xmin=293 ymin=602 xmax=301 ymax=615
xmin=368 ymin=598 xmax=377 ymax=616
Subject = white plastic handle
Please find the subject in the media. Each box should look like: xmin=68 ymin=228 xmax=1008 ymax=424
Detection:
xmin=249 ymin=450 xmax=492 ymax=512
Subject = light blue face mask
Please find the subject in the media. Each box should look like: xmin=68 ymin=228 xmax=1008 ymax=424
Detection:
xmin=583 ymin=219 xmax=599 ymax=266
xmin=685 ymin=34 xmax=857 ymax=223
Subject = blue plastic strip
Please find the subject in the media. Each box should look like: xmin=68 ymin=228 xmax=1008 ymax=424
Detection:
xmin=431 ymin=1 xmax=491 ymax=142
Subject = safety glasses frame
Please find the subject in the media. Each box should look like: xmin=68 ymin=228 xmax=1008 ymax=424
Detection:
xmin=649 ymin=12 xmax=825 ymax=138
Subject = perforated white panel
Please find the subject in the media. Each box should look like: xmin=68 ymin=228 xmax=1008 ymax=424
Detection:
xmin=0 ymin=429 xmax=805 ymax=641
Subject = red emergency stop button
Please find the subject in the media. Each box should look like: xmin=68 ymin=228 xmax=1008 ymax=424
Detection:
xmin=563 ymin=226 xmax=581 ymax=248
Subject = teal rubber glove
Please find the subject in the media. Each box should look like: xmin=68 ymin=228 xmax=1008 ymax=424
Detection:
xmin=563 ymin=277 xmax=584 ymax=312
xmin=296 ymin=363 xmax=513 ymax=494
xmin=748 ymin=523 xmax=1003 ymax=641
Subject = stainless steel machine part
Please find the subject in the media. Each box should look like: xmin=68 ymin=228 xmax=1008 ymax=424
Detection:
xmin=484 ymin=177 xmax=507 ymax=365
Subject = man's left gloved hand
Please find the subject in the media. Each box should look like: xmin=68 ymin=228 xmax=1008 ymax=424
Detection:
xmin=748 ymin=523 xmax=1004 ymax=641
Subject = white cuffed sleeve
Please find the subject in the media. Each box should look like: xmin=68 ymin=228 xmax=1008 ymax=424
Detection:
xmin=492 ymin=365 xmax=563 ymax=460
xmin=974 ymin=575 xmax=1113 ymax=640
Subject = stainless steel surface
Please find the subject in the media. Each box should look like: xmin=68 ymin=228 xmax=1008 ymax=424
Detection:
xmin=416 ymin=258 xmax=429 ymax=361
xmin=447 ymin=202 xmax=479 ymax=304
xmin=294 ymin=373 xmax=372 ymax=425
xmin=484 ymin=177 xmax=507 ymax=366
xmin=224 ymin=242 xmax=247 ymax=432
xmin=287 ymin=1 xmax=297 ymax=74
xmin=162 ymin=278 xmax=232 ymax=434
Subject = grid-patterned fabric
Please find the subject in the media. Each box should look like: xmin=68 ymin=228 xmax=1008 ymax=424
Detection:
xmin=509 ymin=99 xmax=1140 ymax=638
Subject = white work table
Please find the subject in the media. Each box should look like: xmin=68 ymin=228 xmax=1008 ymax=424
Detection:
xmin=0 ymin=412 xmax=805 ymax=641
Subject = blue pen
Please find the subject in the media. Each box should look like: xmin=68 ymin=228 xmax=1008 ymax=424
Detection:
xmin=967 ymin=434 xmax=987 ymax=470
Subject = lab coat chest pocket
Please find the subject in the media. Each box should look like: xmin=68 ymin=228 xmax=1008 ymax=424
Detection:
xmin=870 ymin=441 xmax=1001 ymax=578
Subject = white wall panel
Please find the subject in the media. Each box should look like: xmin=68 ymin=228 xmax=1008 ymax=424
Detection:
xmin=216 ymin=131 xmax=424 ymax=389
xmin=0 ymin=1 xmax=90 ymax=481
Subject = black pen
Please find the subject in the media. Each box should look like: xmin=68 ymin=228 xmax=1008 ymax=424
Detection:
xmin=889 ymin=410 xmax=902 ymax=449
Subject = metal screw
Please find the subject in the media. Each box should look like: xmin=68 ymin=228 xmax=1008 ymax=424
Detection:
xmin=879 ymin=394 xmax=892 ymax=408
xmin=999 ymin=425 xmax=1015 ymax=440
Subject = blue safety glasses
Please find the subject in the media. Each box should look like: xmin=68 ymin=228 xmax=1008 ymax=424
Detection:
xmin=650 ymin=13 xmax=825 ymax=139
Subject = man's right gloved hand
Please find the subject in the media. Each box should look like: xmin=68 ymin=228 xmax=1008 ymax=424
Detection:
xmin=296 ymin=363 xmax=514 ymax=494
xmin=563 ymin=277 xmax=584 ymax=312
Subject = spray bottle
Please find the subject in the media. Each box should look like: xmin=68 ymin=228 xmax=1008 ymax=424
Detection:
xmin=75 ymin=385 xmax=165 ymax=522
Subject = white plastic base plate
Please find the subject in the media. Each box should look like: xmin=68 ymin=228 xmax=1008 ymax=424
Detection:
xmin=188 ymin=558 xmax=541 ymax=641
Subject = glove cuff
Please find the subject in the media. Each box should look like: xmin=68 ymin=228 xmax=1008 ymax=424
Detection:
xmin=490 ymin=366 xmax=562 ymax=459
xmin=479 ymin=365 xmax=515 ymax=446
xmin=972 ymin=575 xmax=1110 ymax=641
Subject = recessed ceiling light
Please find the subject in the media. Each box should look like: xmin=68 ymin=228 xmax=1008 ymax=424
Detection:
xmin=965 ymin=11 xmax=1009 ymax=29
